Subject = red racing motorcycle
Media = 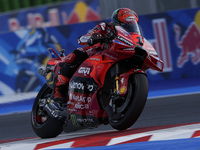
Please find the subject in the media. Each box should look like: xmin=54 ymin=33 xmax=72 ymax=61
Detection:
xmin=31 ymin=25 xmax=164 ymax=138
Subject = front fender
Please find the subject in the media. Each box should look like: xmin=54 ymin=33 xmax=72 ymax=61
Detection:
xmin=118 ymin=69 xmax=146 ymax=96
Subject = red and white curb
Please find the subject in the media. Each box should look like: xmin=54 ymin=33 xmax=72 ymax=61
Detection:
xmin=1 ymin=122 xmax=200 ymax=150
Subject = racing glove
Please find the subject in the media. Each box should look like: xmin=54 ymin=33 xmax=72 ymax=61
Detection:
xmin=87 ymin=33 xmax=103 ymax=46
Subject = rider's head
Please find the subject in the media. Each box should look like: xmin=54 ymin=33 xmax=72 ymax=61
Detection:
xmin=111 ymin=8 xmax=140 ymax=34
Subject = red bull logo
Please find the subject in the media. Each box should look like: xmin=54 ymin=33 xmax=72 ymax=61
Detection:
xmin=63 ymin=1 xmax=101 ymax=24
xmin=174 ymin=10 xmax=200 ymax=68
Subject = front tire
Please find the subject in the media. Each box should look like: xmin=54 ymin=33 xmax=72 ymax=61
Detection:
xmin=109 ymin=73 xmax=148 ymax=130
xmin=31 ymin=84 xmax=64 ymax=138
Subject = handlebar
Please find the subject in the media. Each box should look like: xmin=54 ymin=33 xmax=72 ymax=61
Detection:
xmin=87 ymin=30 xmax=117 ymax=46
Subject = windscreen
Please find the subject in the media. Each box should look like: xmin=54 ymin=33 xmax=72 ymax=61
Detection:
xmin=120 ymin=20 xmax=141 ymax=35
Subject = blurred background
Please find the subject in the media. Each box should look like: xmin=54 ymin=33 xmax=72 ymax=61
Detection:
xmin=0 ymin=0 xmax=200 ymax=17
xmin=0 ymin=0 xmax=200 ymax=114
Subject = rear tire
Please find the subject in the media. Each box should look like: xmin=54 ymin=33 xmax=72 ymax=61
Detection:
xmin=109 ymin=73 xmax=148 ymax=130
xmin=31 ymin=84 xmax=64 ymax=138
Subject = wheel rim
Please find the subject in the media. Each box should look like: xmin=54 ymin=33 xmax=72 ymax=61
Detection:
xmin=34 ymin=106 xmax=49 ymax=125
xmin=116 ymin=81 xmax=133 ymax=113
xmin=111 ymin=76 xmax=137 ymax=121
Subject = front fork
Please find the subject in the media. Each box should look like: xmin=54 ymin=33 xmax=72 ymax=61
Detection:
xmin=109 ymin=69 xmax=145 ymax=115
xmin=110 ymin=75 xmax=120 ymax=113
xmin=107 ymin=74 xmax=125 ymax=118
xmin=115 ymin=75 xmax=120 ymax=93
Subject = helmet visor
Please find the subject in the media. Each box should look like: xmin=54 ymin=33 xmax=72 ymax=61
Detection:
xmin=120 ymin=20 xmax=141 ymax=35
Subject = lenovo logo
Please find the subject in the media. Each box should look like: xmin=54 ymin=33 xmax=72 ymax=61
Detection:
xmin=117 ymin=36 xmax=133 ymax=46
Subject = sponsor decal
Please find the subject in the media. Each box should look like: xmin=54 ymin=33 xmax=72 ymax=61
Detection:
xmin=70 ymin=114 xmax=81 ymax=128
xmin=78 ymin=67 xmax=91 ymax=75
xmin=77 ymin=118 xmax=94 ymax=123
xmin=88 ymin=85 xmax=93 ymax=92
xmin=119 ymin=86 xmax=127 ymax=94
xmin=69 ymin=81 xmax=94 ymax=92
xmin=75 ymin=103 xmax=89 ymax=109
xmin=90 ymin=57 xmax=100 ymax=61
xmin=117 ymin=35 xmax=133 ymax=46
xmin=70 ymin=82 xmax=84 ymax=90
xmin=69 ymin=92 xmax=92 ymax=103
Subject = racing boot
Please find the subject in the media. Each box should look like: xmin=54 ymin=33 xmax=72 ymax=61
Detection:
xmin=44 ymin=75 xmax=69 ymax=119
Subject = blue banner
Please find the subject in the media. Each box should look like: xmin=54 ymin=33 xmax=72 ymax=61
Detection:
xmin=0 ymin=7 xmax=200 ymax=96
xmin=140 ymin=8 xmax=200 ymax=81
xmin=0 ymin=0 xmax=100 ymax=33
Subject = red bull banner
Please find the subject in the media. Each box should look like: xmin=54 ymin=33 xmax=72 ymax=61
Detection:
xmin=0 ymin=0 xmax=100 ymax=33
xmin=139 ymin=7 xmax=200 ymax=81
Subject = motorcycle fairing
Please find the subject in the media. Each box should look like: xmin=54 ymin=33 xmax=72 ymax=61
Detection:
xmin=118 ymin=69 xmax=145 ymax=96
xmin=66 ymin=57 xmax=112 ymax=129
xmin=63 ymin=114 xmax=100 ymax=132
xmin=67 ymin=56 xmax=114 ymax=118
xmin=142 ymin=54 xmax=164 ymax=71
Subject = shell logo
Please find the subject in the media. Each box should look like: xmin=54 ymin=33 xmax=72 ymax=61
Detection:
xmin=119 ymin=86 xmax=127 ymax=94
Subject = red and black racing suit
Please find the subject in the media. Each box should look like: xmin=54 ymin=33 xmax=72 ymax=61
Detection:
xmin=53 ymin=22 xmax=115 ymax=103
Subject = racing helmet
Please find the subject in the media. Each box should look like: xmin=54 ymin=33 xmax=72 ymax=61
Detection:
xmin=111 ymin=8 xmax=140 ymax=34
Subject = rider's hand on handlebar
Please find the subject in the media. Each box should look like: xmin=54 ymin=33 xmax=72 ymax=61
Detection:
xmin=87 ymin=29 xmax=116 ymax=46
xmin=87 ymin=33 xmax=103 ymax=46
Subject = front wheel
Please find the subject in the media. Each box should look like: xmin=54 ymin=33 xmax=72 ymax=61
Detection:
xmin=109 ymin=73 xmax=148 ymax=130
xmin=31 ymin=84 xmax=64 ymax=138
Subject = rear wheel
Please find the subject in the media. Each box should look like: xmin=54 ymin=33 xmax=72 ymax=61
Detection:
xmin=31 ymin=84 xmax=64 ymax=138
xmin=109 ymin=73 xmax=148 ymax=130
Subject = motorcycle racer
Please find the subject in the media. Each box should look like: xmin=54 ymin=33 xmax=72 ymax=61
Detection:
xmin=44 ymin=8 xmax=140 ymax=119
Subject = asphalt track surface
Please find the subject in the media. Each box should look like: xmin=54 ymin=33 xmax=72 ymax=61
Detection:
xmin=0 ymin=93 xmax=200 ymax=141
